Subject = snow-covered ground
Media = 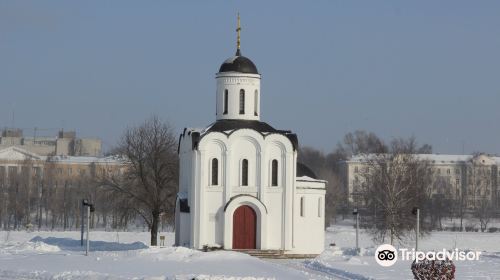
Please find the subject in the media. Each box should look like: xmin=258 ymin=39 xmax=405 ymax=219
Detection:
xmin=1 ymin=224 xmax=499 ymax=280
xmin=309 ymin=225 xmax=500 ymax=279
xmin=0 ymin=231 xmax=307 ymax=280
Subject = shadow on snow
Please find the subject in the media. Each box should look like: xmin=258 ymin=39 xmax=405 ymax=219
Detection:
xmin=30 ymin=236 xmax=148 ymax=251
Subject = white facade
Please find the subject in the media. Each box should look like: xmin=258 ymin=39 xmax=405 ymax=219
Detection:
xmin=175 ymin=42 xmax=326 ymax=255
xmin=341 ymin=153 xmax=500 ymax=210
xmin=215 ymin=71 xmax=261 ymax=121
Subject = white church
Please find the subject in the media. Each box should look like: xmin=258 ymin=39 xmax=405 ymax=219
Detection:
xmin=175 ymin=18 xmax=326 ymax=256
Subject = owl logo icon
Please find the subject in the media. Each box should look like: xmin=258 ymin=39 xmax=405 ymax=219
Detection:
xmin=375 ymin=244 xmax=398 ymax=267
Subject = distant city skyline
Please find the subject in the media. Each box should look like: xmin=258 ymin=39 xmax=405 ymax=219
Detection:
xmin=1 ymin=1 xmax=499 ymax=155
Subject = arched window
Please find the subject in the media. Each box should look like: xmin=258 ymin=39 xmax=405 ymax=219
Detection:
xmin=241 ymin=159 xmax=248 ymax=186
xmin=300 ymin=196 xmax=305 ymax=217
xmin=271 ymin=159 xmax=278 ymax=186
xmin=223 ymin=89 xmax=228 ymax=114
xmin=254 ymin=90 xmax=258 ymax=116
xmin=239 ymin=89 xmax=245 ymax=114
xmin=211 ymin=158 xmax=218 ymax=185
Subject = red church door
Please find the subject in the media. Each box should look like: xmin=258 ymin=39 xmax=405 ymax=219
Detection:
xmin=232 ymin=205 xmax=257 ymax=249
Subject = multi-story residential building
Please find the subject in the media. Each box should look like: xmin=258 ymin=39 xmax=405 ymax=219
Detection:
xmin=0 ymin=146 xmax=126 ymax=230
xmin=340 ymin=153 xmax=500 ymax=210
xmin=0 ymin=128 xmax=102 ymax=157
xmin=0 ymin=146 xmax=125 ymax=187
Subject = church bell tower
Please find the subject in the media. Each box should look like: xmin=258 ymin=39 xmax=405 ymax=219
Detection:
xmin=216 ymin=14 xmax=261 ymax=121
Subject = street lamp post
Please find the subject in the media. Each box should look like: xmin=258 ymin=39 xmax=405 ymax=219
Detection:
xmin=86 ymin=204 xmax=90 ymax=255
xmin=81 ymin=199 xmax=86 ymax=246
xmin=82 ymin=199 xmax=95 ymax=256
xmin=412 ymin=207 xmax=420 ymax=251
xmin=353 ymin=208 xmax=359 ymax=253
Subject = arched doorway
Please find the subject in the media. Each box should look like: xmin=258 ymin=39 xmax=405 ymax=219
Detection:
xmin=232 ymin=205 xmax=256 ymax=249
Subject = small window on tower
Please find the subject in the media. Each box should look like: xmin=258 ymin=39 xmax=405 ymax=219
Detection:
xmin=239 ymin=89 xmax=245 ymax=114
xmin=223 ymin=89 xmax=228 ymax=114
xmin=254 ymin=90 xmax=258 ymax=116
xmin=241 ymin=159 xmax=248 ymax=186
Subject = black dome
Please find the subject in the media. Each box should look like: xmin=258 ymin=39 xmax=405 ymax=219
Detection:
xmin=219 ymin=54 xmax=258 ymax=74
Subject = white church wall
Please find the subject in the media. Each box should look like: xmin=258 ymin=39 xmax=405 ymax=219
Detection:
xmin=203 ymin=191 xmax=225 ymax=247
xmin=177 ymin=211 xmax=191 ymax=247
xmin=180 ymin=212 xmax=191 ymax=244
xmin=263 ymin=141 xmax=285 ymax=187
xmin=216 ymin=73 xmax=261 ymax=121
xmin=195 ymin=131 xmax=300 ymax=251
xmin=175 ymin=200 xmax=180 ymax=246
xmin=176 ymin=132 xmax=196 ymax=247
xmin=229 ymin=136 xmax=260 ymax=189
xmin=292 ymin=181 xmax=326 ymax=255
xmin=261 ymin=136 xmax=294 ymax=249
xmin=262 ymin=190 xmax=283 ymax=249
xmin=178 ymin=141 xmax=189 ymax=195
xmin=200 ymin=138 xmax=227 ymax=247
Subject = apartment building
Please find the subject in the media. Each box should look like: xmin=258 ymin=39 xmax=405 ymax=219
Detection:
xmin=0 ymin=146 xmax=125 ymax=186
xmin=340 ymin=153 xmax=500 ymax=210
xmin=0 ymin=128 xmax=101 ymax=157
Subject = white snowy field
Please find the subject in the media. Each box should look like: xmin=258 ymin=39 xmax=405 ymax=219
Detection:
xmin=0 ymin=230 xmax=307 ymax=280
xmin=0 ymin=225 xmax=500 ymax=280
xmin=308 ymin=225 xmax=500 ymax=279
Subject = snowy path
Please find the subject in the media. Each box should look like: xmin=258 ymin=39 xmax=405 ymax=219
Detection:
xmin=272 ymin=253 xmax=500 ymax=280
xmin=270 ymin=258 xmax=369 ymax=280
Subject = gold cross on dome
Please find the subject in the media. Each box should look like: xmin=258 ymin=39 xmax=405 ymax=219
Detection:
xmin=236 ymin=13 xmax=241 ymax=51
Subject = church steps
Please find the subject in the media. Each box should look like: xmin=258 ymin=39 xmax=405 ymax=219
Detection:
xmin=232 ymin=249 xmax=318 ymax=259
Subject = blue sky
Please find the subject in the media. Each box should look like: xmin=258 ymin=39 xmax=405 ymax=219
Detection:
xmin=1 ymin=1 xmax=499 ymax=154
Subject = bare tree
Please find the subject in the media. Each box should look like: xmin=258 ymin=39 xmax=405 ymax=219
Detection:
xmin=299 ymin=131 xmax=390 ymax=223
xmin=334 ymin=130 xmax=388 ymax=161
xmin=427 ymin=177 xmax=453 ymax=230
xmin=323 ymin=173 xmax=345 ymax=224
xmin=298 ymin=147 xmax=328 ymax=173
xmin=359 ymin=138 xmax=433 ymax=244
xmin=476 ymin=198 xmax=494 ymax=232
xmin=101 ymin=116 xmax=178 ymax=246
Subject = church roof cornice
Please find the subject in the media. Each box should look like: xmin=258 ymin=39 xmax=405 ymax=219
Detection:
xmin=191 ymin=120 xmax=298 ymax=151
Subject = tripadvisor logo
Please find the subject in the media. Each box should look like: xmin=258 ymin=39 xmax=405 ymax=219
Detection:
xmin=375 ymin=244 xmax=482 ymax=267
xmin=375 ymin=244 xmax=398 ymax=267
